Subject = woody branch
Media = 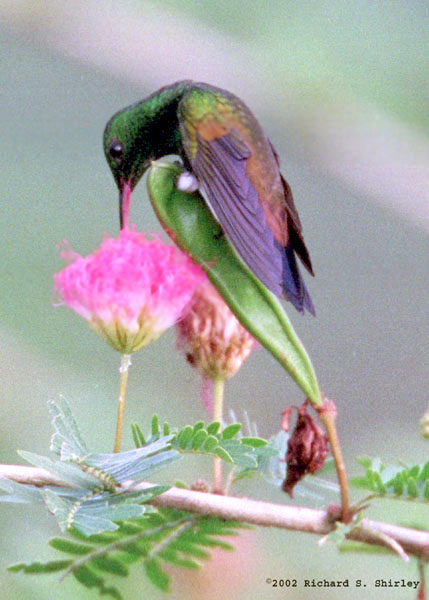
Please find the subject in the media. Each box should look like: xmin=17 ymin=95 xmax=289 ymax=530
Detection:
xmin=1 ymin=464 xmax=428 ymax=560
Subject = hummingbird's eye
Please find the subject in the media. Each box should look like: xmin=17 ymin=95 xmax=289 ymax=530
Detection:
xmin=108 ymin=140 xmax=124 ymax=165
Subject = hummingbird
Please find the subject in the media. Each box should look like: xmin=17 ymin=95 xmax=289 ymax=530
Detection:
xmin=103 ymin=81 xmax=315 ymax=314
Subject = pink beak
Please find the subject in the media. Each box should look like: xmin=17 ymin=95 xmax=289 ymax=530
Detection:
xmin=119 ymin=180 xmax=133 ymax=230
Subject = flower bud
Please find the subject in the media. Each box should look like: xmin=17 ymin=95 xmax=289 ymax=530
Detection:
xmin=176 ymin=279 xmax=255 ymax=380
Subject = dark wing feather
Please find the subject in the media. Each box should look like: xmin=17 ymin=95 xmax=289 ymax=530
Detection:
xmin=186 ymin=130 xmax=284 ymax=296
xmin=281 ymin=175 xmax=314 ymax=276
xmin=269 ymin=139 xmax=314 ymax=276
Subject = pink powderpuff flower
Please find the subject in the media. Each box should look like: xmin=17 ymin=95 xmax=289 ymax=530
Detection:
xmin=54 ymin=227 xmax=206 ymax=354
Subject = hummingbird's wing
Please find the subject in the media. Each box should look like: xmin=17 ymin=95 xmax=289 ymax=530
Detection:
xmin=268 ymin=141 xmax=313 ymax=276
xmin=179 ymin=126 xmax=284 ymax=297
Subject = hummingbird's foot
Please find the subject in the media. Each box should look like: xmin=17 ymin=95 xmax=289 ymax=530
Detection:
xmin=177 ymin=170 xmax=200 ymax=193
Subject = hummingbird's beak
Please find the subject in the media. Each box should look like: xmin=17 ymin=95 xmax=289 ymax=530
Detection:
xmin=119 ymin=180 xmax=133 ymax=230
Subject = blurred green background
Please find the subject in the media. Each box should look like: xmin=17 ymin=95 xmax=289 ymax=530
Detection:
xmin=1 ymin=1 xmax=428 ymax=598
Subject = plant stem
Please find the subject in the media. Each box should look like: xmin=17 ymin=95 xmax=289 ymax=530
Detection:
xmin=418 ymin=560 xmax=426 ymax=600
xmin=316 ymin=396 xmax=351 ymax=522
xmin=2 ymin=464 xmax=429 ymax=559
xmin=113 ymin=354 xmax=131 ymax=453
xmin=212 ymin=376 xmax=225 ymax=494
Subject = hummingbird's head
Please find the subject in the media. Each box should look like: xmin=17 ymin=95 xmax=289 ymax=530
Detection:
xmin=103 ymin=105 xmax=152 ymax=228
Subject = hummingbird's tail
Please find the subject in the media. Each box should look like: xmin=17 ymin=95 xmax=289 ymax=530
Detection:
xmin=281 ymin=243 xmax=315 ymax=316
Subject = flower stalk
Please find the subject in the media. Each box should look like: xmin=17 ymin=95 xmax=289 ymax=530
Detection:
xmin=212 ymin=377 xmax=225 ymax=494
xmin=113 ymin=354 xmax=131 ymax=453
xmin=316 ymin=396 xmax=351 ymax=523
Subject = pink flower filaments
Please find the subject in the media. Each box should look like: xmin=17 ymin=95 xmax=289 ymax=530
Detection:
xmin=54 ymin=228 xmax=205 ymax=354
xmin=54 ymin=227 xmax=206 ymax=452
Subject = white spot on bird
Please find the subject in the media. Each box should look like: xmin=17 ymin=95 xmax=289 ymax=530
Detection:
xmin=177 ymin=171 xmax=200 ymax=193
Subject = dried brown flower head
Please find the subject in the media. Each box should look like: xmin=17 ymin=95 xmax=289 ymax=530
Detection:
xmin=282 ymin=401 xmax=329 ymax=496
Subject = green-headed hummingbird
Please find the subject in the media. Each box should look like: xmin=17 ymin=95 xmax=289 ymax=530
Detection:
xmin=103 ymin=81 xmax=315 ymax=314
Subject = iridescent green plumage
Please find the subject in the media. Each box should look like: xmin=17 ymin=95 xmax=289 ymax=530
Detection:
xmin=103 ymin=81 xmax=314 ymax=314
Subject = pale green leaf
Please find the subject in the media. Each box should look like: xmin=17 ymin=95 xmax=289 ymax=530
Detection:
xmin=147 ymin=161 xmax=321 ymax=405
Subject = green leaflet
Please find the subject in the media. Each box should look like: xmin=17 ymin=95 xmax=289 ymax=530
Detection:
xmin=2 ymin=399 xmax=273 ymax=537
xmin=10 ymin=511 xmax=248 ymax=597
xmin=147 ymin=161 xmax=321 ymax=405
xmin=351 ymin=457 xmax=429 ymax=501
xmin=133 ymin=418 xmax=275 ymax=471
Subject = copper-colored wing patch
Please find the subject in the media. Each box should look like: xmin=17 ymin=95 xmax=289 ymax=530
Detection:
xmin=189 ymin=130 xmax=284 ymax=297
